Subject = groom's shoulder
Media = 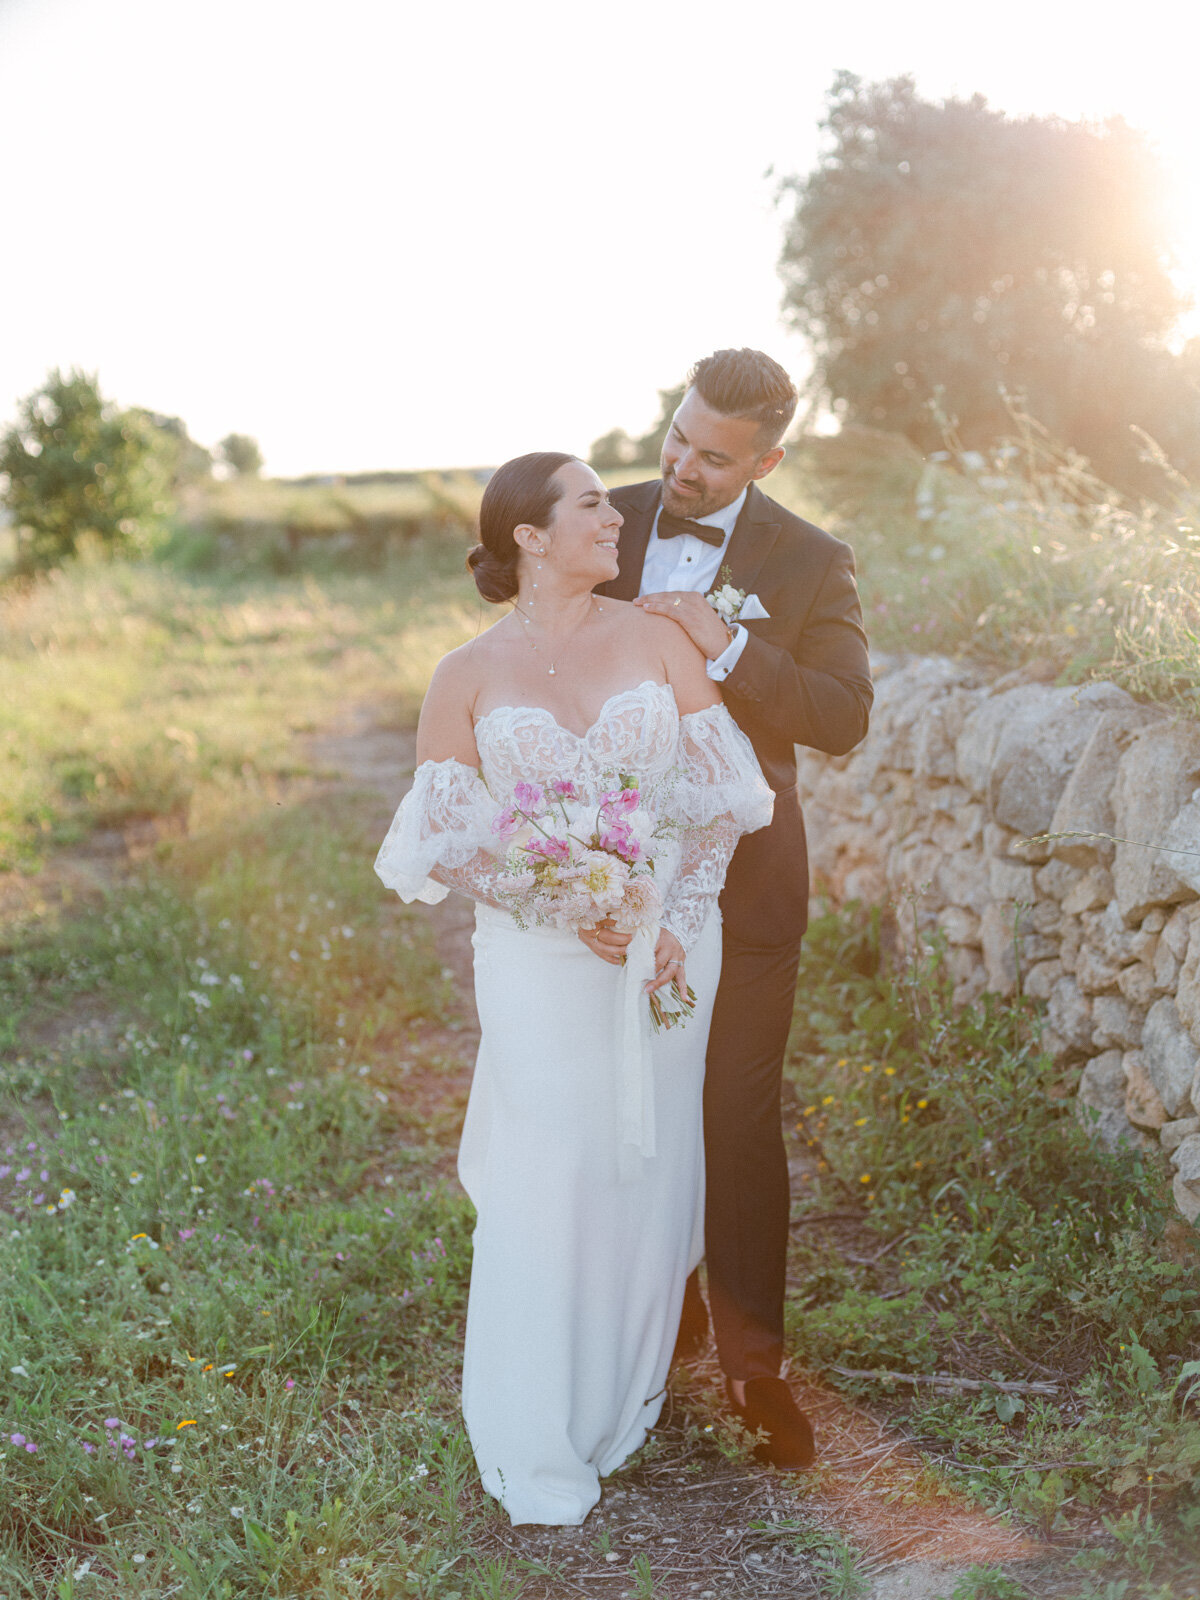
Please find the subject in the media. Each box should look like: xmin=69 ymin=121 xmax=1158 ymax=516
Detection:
xmin=608 ymin=478 xmax=660 ymax=512
xmin=752 ymin=483 xmax=855 ymax=566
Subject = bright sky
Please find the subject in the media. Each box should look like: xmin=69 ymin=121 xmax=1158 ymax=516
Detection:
xmin=1 ymin=0 xmax=1197 ymax=476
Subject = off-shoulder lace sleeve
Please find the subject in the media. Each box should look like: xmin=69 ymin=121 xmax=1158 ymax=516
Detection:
xmin=660 ymin=704 xmax=774 ymax=952
xmin=374 ymin=758 xmax=504 ymax=908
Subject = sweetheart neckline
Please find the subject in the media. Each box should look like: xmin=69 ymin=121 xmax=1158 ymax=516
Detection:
xmin=473 ymin=679 xmax=673 ymax=742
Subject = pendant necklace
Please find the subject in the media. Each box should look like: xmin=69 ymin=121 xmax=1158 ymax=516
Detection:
xmin=511 ymin=593 xmax=602 ymax=676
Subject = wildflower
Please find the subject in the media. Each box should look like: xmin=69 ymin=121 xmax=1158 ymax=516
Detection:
xmin=104 ymin=1418 xmax=120 ymax=1430
xmin=884 ymin=1067 xmax=896 ymax=1076
xmin=513 ymin=781 xmax=544 ymax=811
xmin=917 ymin=1099 xmax=928 ymax=1109
xmin=822 ymin=1095 xmax=835 ymax=1106
xmin=854 ymin=1117 xmax=868 ymax=1127
xmin=861 ymin=1064 xmax=874 ymax=1074
xmin=836 ymin=1058 xmax=847 ymax=1068
xmin=129 ymin=1172 xmax=143 ymax=1185
xmin=859 ymin=1174 xmax=871 ymax=1185
xmin=803 ymin=1105 xmax=817 ymax=1116
xmin=194 ymin=1154 xmax=207 ymax=1164
xmin=527 ymin=834 xmax=571 ymax=864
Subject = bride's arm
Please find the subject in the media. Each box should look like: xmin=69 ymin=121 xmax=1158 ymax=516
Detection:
xmin=416 ymin=649 xmax=482 ymax=767
xmin=376 ymin=651 xmax=508 ymax=909
xmin=657 ymin=632 xmax=774 ymax=959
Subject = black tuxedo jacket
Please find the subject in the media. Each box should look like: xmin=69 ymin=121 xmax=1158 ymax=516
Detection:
xmin=600 ymin=479 xmax=872 ymax=945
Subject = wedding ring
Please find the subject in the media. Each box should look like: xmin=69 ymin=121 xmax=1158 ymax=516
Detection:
xmin=673 ymin=598 xmax=681 ymax=606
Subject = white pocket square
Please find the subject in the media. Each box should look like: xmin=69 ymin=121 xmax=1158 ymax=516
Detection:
xmin=739 ymin=593 xmax=770 ymax=621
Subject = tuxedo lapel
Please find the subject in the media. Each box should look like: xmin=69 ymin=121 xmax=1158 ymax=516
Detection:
xmin=606 ymin=481 xmax=660 ymax=600
xmin=724 ymin=482 xmax=781 ymax=597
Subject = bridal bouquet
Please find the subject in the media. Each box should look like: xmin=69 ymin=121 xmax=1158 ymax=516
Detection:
xmin=490 ymin=775 xmax=695 ymax=1029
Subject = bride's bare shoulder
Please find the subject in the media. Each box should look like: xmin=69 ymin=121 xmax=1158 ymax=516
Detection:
xmin=609 ymin=596 xmax=705 ymax=662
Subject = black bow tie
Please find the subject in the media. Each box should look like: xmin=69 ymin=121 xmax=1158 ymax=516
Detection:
xmin=656 ymin=510 xmax=726 ymax=549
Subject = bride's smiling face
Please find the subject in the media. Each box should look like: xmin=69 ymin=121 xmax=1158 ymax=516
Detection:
xmin=518 ymin=460 xmax=622 ymax=588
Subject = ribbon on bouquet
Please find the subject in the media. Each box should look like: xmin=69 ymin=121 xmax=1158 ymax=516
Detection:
xmin=615 ymin=924 xmax=658 ymax=1184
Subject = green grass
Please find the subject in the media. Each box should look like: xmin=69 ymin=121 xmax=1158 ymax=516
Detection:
xmin=770 ymin=413 xmax=1200 ymax=711
xmin=0 ymin=535 xmax=484 ymax=873
xmin=785 ymin=904 xmax=1200 ymax=1593
xmin=0 ymin=785 xmax=514 ymax=1597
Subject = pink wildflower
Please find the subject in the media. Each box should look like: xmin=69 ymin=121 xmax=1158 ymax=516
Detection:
xmin=491 ymin=807 xmax=519 ymax=838
xmin=526 ymin=835 xmax=571 ymax=863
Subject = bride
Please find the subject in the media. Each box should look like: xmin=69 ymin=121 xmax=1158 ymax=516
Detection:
xmin=375 ymin=451 xmax=773 ymax=1526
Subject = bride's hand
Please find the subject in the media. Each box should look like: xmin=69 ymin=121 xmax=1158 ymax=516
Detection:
xmin=645 ymin=929 xmax=686 ymax=997
xmin=578 ymin=917 xmax=634 ymax=966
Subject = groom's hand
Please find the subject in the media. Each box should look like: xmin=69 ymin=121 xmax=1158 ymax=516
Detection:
xmin=634 ymin=591 xmax=732 ymax=661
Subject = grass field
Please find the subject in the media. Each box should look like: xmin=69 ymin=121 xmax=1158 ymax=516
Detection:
xmin=3 ymin=531 xmax=1200 ymax=1596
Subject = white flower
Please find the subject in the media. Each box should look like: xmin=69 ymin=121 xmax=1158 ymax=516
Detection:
xmin=707 ymin=582 xmax=744 ymax=622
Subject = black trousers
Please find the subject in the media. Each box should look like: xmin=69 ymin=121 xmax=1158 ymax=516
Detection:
xmin=682 ymin=931 xmax=803 ymax=1380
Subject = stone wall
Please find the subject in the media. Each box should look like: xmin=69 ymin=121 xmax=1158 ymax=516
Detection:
xmin=796 ymin=656 xmax=1200 ymax=1224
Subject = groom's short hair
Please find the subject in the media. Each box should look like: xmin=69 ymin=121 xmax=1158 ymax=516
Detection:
xmin=688 ymin=348 xmax=798 ymax=450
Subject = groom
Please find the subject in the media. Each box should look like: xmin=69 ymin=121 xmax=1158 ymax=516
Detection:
xmin=599 ymin=348 xmax=872 ymax=1466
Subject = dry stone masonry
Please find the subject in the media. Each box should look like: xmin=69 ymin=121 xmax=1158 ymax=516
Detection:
xmin=796 ymin=656 xmax=1200 ymax=1225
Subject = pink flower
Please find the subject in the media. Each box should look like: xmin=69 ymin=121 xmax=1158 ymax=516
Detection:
xmin=491 ymin=807 xmax=519 ymax=838
xmin=600 ymin=787 xmax=639 ymax=818
xmin=513 ymin=781 xmax=544 ymax=812
xmin=600 ymin=826 xmax=640 ymax=862
xmin=527 ymin=835 xmax=570 ymax=863
xmin=548 ymin=779 xmax=579 ymax=800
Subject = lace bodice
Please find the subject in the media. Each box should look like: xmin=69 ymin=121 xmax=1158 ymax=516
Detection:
xmin=472 ymin=681 xmax=680 ymax=799
xmin=375 ymin=681 xmax=772 ymax=951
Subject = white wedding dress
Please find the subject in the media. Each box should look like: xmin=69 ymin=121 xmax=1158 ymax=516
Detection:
xmin=375 ymin=680 xmax=772 ymax=1525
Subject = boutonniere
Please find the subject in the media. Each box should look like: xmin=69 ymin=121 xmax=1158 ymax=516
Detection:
xmin=705 ymin=565 xmax=770 ymax=624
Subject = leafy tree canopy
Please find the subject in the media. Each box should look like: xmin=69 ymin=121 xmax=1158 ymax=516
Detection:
xmin=1 ymin=369 xmax=171 ymax=572
xmin=133 ymin=410 xmax=213 ymax=488
xmin=778 ymin=72 xmax=1200 ymax=492
xmin=589 ymin=385 xmax=685 ymax=473
xmin=218 ymin=432 xmax=264 ymax=477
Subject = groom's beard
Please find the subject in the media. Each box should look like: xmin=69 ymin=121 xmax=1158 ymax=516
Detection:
xmin=661 ymin=469 xmax=746 ymax=521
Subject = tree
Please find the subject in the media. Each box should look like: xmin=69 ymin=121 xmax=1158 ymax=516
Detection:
xmin=134 ymin=411 xmax=213 ymax=488
xmin=589 ymin=385 xmax=686 ymax=473
xmin=778 ymin=73 xmax=1200 ymax=491
xmin=588 ymin=428 xmax=640 ymax=472
xmin=218 ymin=432 xmax=263 ymax=477
xmin=0 ymin=369 xmax=171 ymax=571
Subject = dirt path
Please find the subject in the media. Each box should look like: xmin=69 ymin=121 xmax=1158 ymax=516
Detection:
xmin=4 ymin=701 xmax=1048 ymax=1597
xmin=313 ymin=703 xmax=1050 ymax=1599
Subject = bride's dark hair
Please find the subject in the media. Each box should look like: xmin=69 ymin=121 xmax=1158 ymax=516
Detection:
xmin=467 ymin=451 xmax=578 ymax=604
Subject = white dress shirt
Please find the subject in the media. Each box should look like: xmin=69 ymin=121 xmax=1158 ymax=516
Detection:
xmin=637 ymin=486 xmax=749 ymax=682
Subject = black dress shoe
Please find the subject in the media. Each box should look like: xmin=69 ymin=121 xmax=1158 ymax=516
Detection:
xmin=728 ymin=1375 xmax=815 ymax=1469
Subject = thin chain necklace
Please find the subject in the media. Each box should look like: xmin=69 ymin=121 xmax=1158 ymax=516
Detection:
xmin=510 ymin=594 xmax=602 ymax=676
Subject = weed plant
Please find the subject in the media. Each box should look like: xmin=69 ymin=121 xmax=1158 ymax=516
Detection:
xmin=787 ymin=904 xmax=1200 ymax=1587
xmin=775 ymin=409 xmax=1200 ymax=709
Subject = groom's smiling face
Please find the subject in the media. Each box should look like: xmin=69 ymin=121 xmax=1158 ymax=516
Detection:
xmin=660 ymin=388 xmax=784 ymax=520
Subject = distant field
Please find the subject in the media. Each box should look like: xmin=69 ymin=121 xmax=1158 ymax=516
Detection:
xmin=0 ymin=537 xmax=483 ymax=875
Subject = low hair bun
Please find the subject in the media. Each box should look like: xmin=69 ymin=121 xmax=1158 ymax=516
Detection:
xmin=469 ymin=450 xmax=578 ymax=606
xmin=467 ymin=542 xmax=519 ymax=604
